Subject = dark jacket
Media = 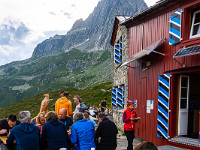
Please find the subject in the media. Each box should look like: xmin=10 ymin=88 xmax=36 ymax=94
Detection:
xmin=6 ymin=123 xmax=40 ymax=150
xmin=41 ymin=119 xmax=69 ymax=150
xmin=95 ymin=118 xmax=118 ymax=149
xmin=59 ymin=116 xmax=73 ymax=130
xmin=0 ymin=119 xmax=21 ymax=136
xmin=70 ymin=119 xmax=96 ymax=150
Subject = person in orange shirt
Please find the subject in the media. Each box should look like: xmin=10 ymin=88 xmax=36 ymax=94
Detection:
xmin=55 ymin=91 xmax=73 ymax=118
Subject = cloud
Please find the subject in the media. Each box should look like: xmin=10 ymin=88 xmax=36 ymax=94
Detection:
xmin=0 ymin=41 xmax=35 ymax=66
xmin=71 ymin=4 xmax=76 ymax=7
xmin=64 ymin=12 xmax=72 ymax=19
xmin=0 ymin=0 xmax=101 ymax=66
xmin=49 ymin=12 xmax=56 ymax=16
xmin=0 ymin=18 xmax=30 ymax=45
xmin=0 ymin=18 xmax=43 ymax=66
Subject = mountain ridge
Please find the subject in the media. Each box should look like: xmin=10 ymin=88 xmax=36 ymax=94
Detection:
xmin=32 ymin=0 xmax=147 ymax=57
xmin=0 ymin=0 xmax=148 ymax=108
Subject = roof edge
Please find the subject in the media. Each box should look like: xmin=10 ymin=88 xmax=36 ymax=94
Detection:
xmin=121 ymin=0 xmax=175 ymax=26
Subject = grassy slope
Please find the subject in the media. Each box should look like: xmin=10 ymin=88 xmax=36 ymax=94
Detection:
xmin=0 ymin=49 xmax=113 ymax=107
xmin=0 ymin=82 xmax=112 ymax=119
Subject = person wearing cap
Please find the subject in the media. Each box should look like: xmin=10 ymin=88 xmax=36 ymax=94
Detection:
xmin=123 ymin=100 xmax=140 ymax=150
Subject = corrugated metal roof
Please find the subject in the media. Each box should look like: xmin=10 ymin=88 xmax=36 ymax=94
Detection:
xmin=122 ymin=0 xmax=175 ymax=26
xmin=116 ymin=16 xmax=131 ymax=23
xmin=121 ymin=39 xmax=164 ymax=67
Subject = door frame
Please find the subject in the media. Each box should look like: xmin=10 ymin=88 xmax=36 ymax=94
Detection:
xmin=178 ymin=75 xmax=190 ymax=136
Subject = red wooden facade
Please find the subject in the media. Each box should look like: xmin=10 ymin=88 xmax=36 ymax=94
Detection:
xmin=122 ymin=0 xmax=200 ymax=149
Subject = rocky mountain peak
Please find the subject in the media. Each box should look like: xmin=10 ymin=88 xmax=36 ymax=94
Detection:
xmin=32 ymin=0 xmax=147 ymax=57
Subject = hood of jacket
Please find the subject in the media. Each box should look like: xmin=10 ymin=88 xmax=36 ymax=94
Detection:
xmin=49 ymin=119 xmax=62 ymax=126
xmin=57 ymin=97 xmax=69 ymax=104
xmin=18 ymin=123 xmax=37 ymax=133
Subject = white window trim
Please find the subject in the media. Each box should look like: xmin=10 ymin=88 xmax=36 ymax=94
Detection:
xmin=190 ymin=9 xmax=200 ymax=39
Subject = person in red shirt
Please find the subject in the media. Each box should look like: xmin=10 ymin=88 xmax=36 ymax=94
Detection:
xmin=123 ymin=100 xmax=140 ymax=150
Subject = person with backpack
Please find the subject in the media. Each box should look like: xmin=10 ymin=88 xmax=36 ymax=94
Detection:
xmin=55 ymin=91 xmax=73 ymax=118
xmin=73 ymin=95 xmax=88 ymax=113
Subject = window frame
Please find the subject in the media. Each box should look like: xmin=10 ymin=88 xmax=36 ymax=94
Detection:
xmin=190 ymin=9 xmax=200 ymax=39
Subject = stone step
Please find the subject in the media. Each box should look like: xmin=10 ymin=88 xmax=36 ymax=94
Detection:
xmin=158 ymin=145 xmax=189 ymax=150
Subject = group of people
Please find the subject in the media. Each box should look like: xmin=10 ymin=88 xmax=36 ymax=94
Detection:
xmin=0 ymin=91 xmax=118 ymax=150
xmin=0 ymin=90 xmax=158 ymax=150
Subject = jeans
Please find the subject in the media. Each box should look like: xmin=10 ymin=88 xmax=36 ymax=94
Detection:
xmin=0 ymin=143 xmax=16 ymax=150
xmin=124 ymin=130 xmax=135 ymax=150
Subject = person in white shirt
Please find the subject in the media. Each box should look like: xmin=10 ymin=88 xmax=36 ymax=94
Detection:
xmin=73 ymin=95 xmax=88 ymax=114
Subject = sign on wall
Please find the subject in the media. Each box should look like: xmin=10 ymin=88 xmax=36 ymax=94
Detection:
xmin=147 ymin=100 xmax=151 ymax=113
xmin=147 ymin=100 xmax=154 ymax=113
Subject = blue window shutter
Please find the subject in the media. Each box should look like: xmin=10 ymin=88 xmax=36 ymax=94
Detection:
xmin=169 ymin=9 xmax=182 ymax=45
xmin=116 ymin=85 xmax=125 ymax=108
xmin=157 ymin=74 xmax=170 ymax=139
xmin=112 ymin=88 xmax=117 ymax=107
xmin=114 ymin=36 xmax=123 ymax=63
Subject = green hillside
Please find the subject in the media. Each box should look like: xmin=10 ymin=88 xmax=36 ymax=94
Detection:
xmin=0 ymin=82 xmax=112 ymax=119
xmin=0 ymin=49 xmax=112 ymax=108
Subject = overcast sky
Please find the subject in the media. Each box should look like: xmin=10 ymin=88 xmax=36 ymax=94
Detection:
xmin=0 ymin=0 xmax=159 ymax=66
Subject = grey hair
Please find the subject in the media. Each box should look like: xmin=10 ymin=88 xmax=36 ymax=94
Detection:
xmin=74 ymin=113 xmax=83 ymax=122
xmin=60 ymin=108 xmax=67 ymax=115
xmin=19 ymin=111 xmax=31 ymax=122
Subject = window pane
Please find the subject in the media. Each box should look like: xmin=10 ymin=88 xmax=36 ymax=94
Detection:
xmin=180 ymin=98 xmax=187 ymax=109
xmin=192 ymin=24 xmax=200 ymax=36
xmin=194 ymin=12 xmax=200 ymax=24
xmin=181 ymin=88 xmax=187 ymax=98
xmin=181 ymin=77 xmax=188 ymax=87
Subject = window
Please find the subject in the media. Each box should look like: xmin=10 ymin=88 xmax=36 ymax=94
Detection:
xmin=190 ymin=10 xmax=200 ymax=39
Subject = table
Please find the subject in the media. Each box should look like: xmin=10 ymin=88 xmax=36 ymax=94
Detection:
xmin=0 ymin=135 xmax=8 ymax=144
xmin=0 ymin=136 xmax=16 ymax=150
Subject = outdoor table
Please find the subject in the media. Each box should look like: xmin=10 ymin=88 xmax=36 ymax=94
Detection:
xmin=0 ymin=135 xmax=16 ymax=150
xmin=0 ymin=135 xmax=8 ymax=144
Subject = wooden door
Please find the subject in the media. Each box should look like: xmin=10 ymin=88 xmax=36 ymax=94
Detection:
xmin=139 ymin=77 xmax=147 ymax=140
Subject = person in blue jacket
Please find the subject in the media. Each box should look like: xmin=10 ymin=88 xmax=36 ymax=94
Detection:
xmin=41 ymin=111 xmax=70 ymax=150
xmin=6 ymin=111 xmax=40 ymax=150
xmin=70 ymin=112 xmax=96 ymax=150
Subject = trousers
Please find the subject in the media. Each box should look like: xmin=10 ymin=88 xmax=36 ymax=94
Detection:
xmin=124 ymin=130 xmax=135 ymax=150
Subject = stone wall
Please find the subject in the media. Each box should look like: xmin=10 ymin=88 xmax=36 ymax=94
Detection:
xmin=113 ymin=108 xmax=124 ymax=131
xmin=112 ymin=22 xmax=129 ymax=130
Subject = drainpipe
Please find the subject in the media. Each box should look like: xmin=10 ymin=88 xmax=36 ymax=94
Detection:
xmin=141 ymin=24 xmax=144 ymax=51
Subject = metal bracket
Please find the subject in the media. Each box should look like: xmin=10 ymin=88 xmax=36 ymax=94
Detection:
xmin=142 ymin=67 xmax=149 ymax=71
xmin=127 ymin=65 xmax=136 ymax=69
xmin=152 ymin=50 xmax=165 ymax=56
xmin=173 ymin=57 xmax=185 ymax=67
